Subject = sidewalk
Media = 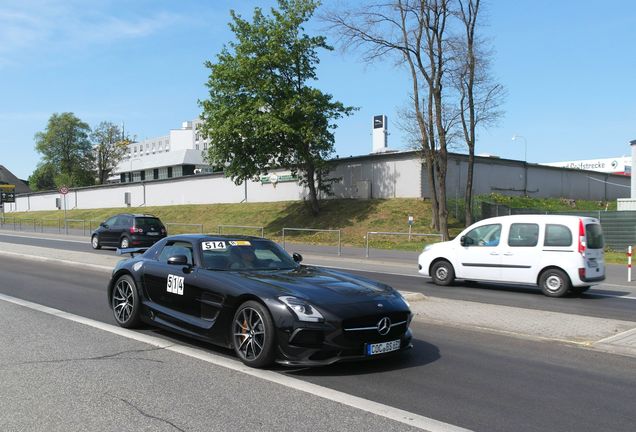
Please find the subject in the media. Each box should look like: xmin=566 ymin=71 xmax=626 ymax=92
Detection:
xmin=0 ymin=239 xmax=635 ymax=359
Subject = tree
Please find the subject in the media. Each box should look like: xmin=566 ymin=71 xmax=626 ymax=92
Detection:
xmin=28 ymin=163 xmax=56 ymax=191
xmin=34 ymin=112 xmax=94 ymax=188
xmin=199 ymin=0 xmax=355 ymax=215
xmin=452 ymin=0 xmax=504 ymax=225
xmin=92 ymin=122 xmax=130 ymax=184
xmin=325 ymin=0 xmax=504 ymax=235
xmin=325 ymin=0 xmax=455 ymax=239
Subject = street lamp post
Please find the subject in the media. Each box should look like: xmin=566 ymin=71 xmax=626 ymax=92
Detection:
xmin=512 ymin=135 xmax=528 ymax=196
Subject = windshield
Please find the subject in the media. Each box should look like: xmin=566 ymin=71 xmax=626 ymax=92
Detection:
xmin=201 ymin=239 xmax=297 ymax=271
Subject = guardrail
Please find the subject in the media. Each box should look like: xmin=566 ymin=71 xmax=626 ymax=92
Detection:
xmin=218 ymin=225 xmax=265 ymax=238
xmin=365 ymin=231 xmax=443 ymax=258
xmin=165 ymin=222 xmax=204 ymax=234
xmin=282 ymin=228 xmax=341 ymax=256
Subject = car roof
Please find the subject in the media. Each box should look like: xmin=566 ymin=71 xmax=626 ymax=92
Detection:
xmin=166 ymin=234 xmax=264 ymax=242
xmin=112 ymin=213 xmax=159 ymax=218
xmin=477 ymin=214 xmax=600 ymax=224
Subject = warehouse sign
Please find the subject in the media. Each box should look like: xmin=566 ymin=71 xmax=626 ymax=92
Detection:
xmin=259 ymin=174 xmax=298 ymax=185
xmin=541 ymin=157 xmax=631 ymax=175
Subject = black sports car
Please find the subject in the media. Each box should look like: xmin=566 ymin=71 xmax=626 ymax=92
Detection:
xmin=107 ymin=234 xmax=413 ymax=368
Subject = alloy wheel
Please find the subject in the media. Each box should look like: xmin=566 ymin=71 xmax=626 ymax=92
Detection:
xmin=112 ymin=279 xmax=134 ymax=324
xmin=233 ymin=307 xmax=266 ymax=361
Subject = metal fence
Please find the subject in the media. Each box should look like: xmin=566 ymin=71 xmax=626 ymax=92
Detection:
xmin=282 ymin=228 xmax=341 ymax=256
xmin=218 ymin=225 xmax=265 ymax=238
xmin=165 ymin=223 xmax=204 ymax=234
xmin=365 ymin=231 xmax=443 ymax=258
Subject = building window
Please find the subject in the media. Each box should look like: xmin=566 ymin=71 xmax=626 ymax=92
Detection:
xmin=167 ymin=167 xmax=173 ymax=178
xmin=173 ymin=166 xmax=182 ymax=177
xmin=158 ymin=167 xmax=168 ymax=179
xmin=195 ymin=144 xmax=199 ymax=150
xmin=153 ymin=169 xmax=159 ymax=180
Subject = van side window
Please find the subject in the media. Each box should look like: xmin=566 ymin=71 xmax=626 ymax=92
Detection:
xmin=508 ymin=223 xmax=539 ymax=247
xmin=464 ymin=224 xmax=501 ymax=247
xmin=544 ymin=224 xmax=572 ymax=247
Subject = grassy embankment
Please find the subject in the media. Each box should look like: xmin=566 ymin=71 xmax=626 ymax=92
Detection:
xmin=4 ymin=199 xmax=461 ymax=251
xmin=4 ymin=194 xmax=625 ymax=262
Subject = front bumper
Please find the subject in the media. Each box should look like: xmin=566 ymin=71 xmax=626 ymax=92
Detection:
xmin=274 ymin=317 xmax=414 ymax=366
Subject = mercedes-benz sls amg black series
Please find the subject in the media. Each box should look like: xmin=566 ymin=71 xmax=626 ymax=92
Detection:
xmin=107 ymin=235 xmax=413 ymax=368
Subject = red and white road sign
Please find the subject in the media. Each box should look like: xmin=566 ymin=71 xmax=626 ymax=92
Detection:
xmin=59 ymin=186 xmax=69 ymax=195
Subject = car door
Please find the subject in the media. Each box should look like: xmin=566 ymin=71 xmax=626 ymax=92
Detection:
xmin=499 ymin=222 xmax=541 ymax=284
xmin=100 ymin=216 xmax=119 ymax=246
xmin=456 ymin=223 xmax=505 ymax=281
xmin=142 ymin=240 xmax=202 ymax=319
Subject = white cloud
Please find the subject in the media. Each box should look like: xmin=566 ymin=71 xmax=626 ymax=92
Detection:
xmin=0 ymin=1 xmax=183 ymax=66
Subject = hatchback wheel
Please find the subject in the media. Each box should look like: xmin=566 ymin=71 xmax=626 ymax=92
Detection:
xmin=539 ymin=269 xmax=570 ymax=297
xmin=91 ymin=235 xmax=101 ymax=250
xmin=232 ymin=301 xmax=276 ymax=368
xmin=120 ymin=236 xmax=130 ymax=249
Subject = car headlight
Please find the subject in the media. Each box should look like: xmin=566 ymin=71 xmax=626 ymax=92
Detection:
xmin=279 ymin=296 xmax=324 ymax=322
xmin=396 ymin=291 xmax=411 ymax=308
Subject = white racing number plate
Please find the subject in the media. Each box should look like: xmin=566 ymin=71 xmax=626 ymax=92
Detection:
xmin=366 ymin=339 xmax=401 ymax=356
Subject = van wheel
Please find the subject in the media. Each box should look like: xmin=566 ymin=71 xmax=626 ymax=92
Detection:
xmin=431 ymin=260 xmax=455 ymax=286
xmin=539 ymin=269 xmax=570 ymax=297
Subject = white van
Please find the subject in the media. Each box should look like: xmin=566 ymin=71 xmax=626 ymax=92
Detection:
xmin=417 ymin=215 xmax=605 ymax=297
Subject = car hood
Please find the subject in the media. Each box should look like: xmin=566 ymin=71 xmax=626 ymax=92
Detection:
xmin=235 ymin=265 xmax=400 ymax=306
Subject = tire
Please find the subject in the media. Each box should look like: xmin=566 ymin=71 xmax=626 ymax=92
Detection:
xmin=91 ymin=235 xmax=101 ymax=250
xmin=232 ymin=300 xmax=276 ymax=368
xmin=111 ymin=274 xmax=141 ymax=328
xmin=119 ymin=236 xmax=130 ymax=249
xmin=570 ymin=286 xmax=590 ymax=295
xmin=539 ymin=269 xmax=570 ymax=297
xmin=431 ymin=260 xmax=455 ymax=286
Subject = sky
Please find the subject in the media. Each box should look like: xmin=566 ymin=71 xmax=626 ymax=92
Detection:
xmin=1 ymin=0 xmax=635 ymax=180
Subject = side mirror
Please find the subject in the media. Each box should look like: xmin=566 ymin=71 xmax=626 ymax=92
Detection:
xmin=167 ymin=255 xmax=189 ymax=266
xmin=100 ymin=222 xmax=108 ymax=228
xmin=460 ymin=236 xmax=473 ymax=247
xmin=292 ymin=252 xmax=303 ymax=263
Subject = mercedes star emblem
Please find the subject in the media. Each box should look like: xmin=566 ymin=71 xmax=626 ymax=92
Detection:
xmin=377 ymin=317 xmax=391 ymax=335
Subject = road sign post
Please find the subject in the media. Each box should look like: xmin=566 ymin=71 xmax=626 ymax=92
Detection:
xmin=408 ymin=215 xmax=414 ymax=240
xmin=0 ymin=185 xmax=16 ymax=223
xmin=59 ymin=186 xmax=69 ymax=234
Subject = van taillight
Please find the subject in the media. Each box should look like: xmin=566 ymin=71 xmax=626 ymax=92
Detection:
xmin=578 ymin=219 xmax=586 ymax=256
xmin=578 ymin=268 xmax=586 ymax=280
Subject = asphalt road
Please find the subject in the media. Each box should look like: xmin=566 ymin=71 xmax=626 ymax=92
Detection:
xmin=0 ymin=255 xmax=635 ymax=432
xmin=1 ymin=232 xmax=635 ymax=322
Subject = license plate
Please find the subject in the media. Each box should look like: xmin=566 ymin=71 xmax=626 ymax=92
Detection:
xmin=588 ymin=259 xmax=597 ymax=268
xmin=366 ymin=339 xmax=401 ymax=356
xmin=147 ymin=232 xmax=159 ymax=236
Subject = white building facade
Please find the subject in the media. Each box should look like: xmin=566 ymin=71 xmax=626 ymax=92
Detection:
xmin=113 ymin=119 xmax=216 ymax=183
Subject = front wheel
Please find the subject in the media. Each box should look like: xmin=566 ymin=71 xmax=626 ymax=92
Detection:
xmin=431 ymin=260 xmax=455 ymax=286
xmin=111 ymin=274 xmax=141 ymax=328
xmin=539 ymin=269 xmax=570 ymax=297
xmin=91 ymin=235 xmax=101 ymax=250
xmin=232 ymin=301 xmax=276 ymax=368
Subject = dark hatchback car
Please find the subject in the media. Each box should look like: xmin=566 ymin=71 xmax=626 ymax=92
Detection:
xmin=108 ymin=235 xmax=413 ymax=367
xmin=91 ymin=213 xmax=167 ymax=249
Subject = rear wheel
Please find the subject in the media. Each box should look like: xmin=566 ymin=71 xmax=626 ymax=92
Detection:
xmin=91 ymin=235 xmax=101 ymax=250
xmin=119 ymin=236 xmax=130 ymax=249
xmin=111 ymin=274 xmax=141 ymax=328
xmin=431 ymin=260 xmax=455 ymax=286
xmin=539 ymin=269 xmax=570 ymax=297
xmin=232 ymin=301 xmax=276 ymax=368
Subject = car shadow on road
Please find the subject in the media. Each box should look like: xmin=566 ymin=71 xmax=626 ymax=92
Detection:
xmin=282 ymin=338 xmax=440 ymax=377
xmin=433 ymin=281 xmax=632 ymax=299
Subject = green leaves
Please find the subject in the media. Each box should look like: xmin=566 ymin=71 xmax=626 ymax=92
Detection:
xmin=199 ymin=0 xmax=355 ymax=214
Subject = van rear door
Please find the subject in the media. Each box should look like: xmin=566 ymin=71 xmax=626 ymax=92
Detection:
xmin=582 ymin=219 xmax=605 ymax=281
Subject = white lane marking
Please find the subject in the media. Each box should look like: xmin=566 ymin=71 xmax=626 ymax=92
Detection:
xmin=0 ymin=250 xmax=112 ymax=273
xmin=0 ymin=232 xmax=88 ymax=244
xmin=0 ymin=292 xmax=470 ymax=432
xmin=596 ymin=327 xmax=636 ymax=344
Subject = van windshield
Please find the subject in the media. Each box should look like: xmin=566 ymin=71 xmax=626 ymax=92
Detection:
xmin=585 ymin=224 xmax=604 ymax=249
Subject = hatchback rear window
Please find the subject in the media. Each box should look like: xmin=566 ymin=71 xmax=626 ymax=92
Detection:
xmin=135 ymin=217 xmax=163 ymax=229
xmin=585 ymin=224 xmax=604 ymax=249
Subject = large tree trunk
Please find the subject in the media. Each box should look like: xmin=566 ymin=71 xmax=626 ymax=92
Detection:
xmin=305 ymin=164 xmax=320 ymax=215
